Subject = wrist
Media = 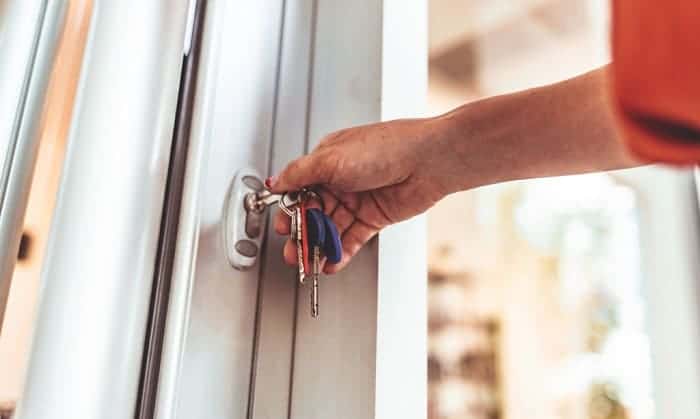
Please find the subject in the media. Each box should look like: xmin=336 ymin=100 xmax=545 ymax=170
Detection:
xmin=431 ymin=98 xmax=519 ymax=194
xmin=424 ymin=105 xmax=488 ymax=195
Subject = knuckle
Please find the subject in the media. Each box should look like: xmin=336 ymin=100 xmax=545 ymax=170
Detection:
xmin=319 ymin=128 xmax=349 ymax=147
xmin=319 ymin=148 xmax=344 ymax=184
xmin=318 ymin=133 xmax=337 ymax=148
xmin=287 ymin=158 xmax=303 ymax=174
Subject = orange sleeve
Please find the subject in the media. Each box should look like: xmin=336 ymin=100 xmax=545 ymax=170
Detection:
xmin=611 ymin=0 xmax=700 ymax=165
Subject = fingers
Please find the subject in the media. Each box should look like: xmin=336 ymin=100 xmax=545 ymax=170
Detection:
xmin=327 ymin=190 xmax=359 ymax=234
xmin=324 ymin=221 xmax=377 ymax=274
xmin=283 ymin=239 xmax=297 ymax=265
xmin=275 ymin=189 xmax=329 ymax=266
xmin=275 ymin=188 xmax=377 ymax=273
xmin=274 ymin=186 xmax=333 ymax=236
xmin=330 ymin=205 xmax=355 ymax=234
xmin=274 ymin=210 xmax=291 ymax=235
xmin=278 ymin=211 xmax=377 ymax=273
xmin=282 ymin=224 xmax=376 ymax=273
xmin=317 ymin=187 xmax=339 ymax=216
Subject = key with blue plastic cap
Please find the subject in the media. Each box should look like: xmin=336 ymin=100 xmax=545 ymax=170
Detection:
xmin=306 ymin=208 xmax=326 ymax=317
xmin=309 ymin=209 xmax=342 ymax=318
xmin=320 ymin=211 xmax=342 ymax=265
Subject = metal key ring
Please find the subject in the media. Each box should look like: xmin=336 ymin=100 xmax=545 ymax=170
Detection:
xmin=300 ymin=188 xmax=325 ymax=212
xmin=278 ymin=188 xmax=326 ymax=217
xmin=278 ymin=192 xmax=299 ymax=217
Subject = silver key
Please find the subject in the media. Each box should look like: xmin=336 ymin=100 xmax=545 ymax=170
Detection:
xmin=311 ymin=246 xmax=320 ymax=317
xmin=294 ymin=206 xmax=305 ymax=284
xmin=278 ymin=191 xmax=305 ymax=284
xmin=290 ymin=206 xmax=297 ymax=240
xmin=277 ymin=188 xmax=327 ymax=317
xmin=306 ymin=207 xmax=325 ymax=319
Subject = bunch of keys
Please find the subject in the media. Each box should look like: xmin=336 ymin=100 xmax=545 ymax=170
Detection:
xmin=278 ymin=189 xmax=342 ymax=318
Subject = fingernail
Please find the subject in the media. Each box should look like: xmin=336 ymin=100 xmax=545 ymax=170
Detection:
xmin=265 ymin=175 xmax=278 ymax=189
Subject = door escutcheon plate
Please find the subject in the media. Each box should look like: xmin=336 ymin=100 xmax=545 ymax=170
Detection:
xmin=222 ymin=168 xmax=267 ymax=270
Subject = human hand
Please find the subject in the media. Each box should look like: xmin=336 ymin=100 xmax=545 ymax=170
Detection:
xmin=268 ymin=117 xmax=456 ymax=273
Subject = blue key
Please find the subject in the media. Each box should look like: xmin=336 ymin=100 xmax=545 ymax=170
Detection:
xmin=320 ymin=212 xmax=342 ymax=265
xmin=306 ymin=208 xmax=326 ymax=248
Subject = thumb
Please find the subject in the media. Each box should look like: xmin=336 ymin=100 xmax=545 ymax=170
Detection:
xmin=266 ymin=151 xmax=332 ymax=193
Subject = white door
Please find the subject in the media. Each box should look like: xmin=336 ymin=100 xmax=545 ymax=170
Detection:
xmin=17 ymin=2 xmax=427 ymax=419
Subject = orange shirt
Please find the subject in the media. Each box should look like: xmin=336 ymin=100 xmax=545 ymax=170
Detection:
xmin=612 ymin=1 xmax=700 ymax=165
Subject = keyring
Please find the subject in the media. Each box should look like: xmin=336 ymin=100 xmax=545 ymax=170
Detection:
xmin=301 ymin=188 xmax=325 ymax=212
xmin=278 ymin=191 xmax=300 ymax=217
xmin=277 ymin=188 xmax=325 ymax=216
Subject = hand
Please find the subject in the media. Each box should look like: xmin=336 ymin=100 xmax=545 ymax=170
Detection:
xmin=268 ymin=117 xmax=455 ymax=273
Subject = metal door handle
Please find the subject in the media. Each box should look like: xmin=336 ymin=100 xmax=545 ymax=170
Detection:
xmin=222 ymin=168 xmax=274 ymax=270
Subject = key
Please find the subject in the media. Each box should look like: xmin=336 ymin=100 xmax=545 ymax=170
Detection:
xmin=320 ymin=212 xmax=342 ymax=264
xmin=294 ymin=206 xmax=305 ymax=284
xmin=290 ymin=205 xmax=297 ymax=241
xmin=300 ymin=201 xmax=311 ymax=278
xmin=310 ymin=246 xmax=320 ymax=317
xmin=246 ymin=189 xmax=301 ymax=214
xmin=306 ymin=208 xmax=326 ymax=318
xmin=276 ymin=187 xmax=329 ymax=308
xmin=275 ymin=189 xmax=313 ymax=285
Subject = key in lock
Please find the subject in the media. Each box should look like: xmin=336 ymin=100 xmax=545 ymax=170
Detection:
xmin=222 ymin=168 xmax=300 ymax=270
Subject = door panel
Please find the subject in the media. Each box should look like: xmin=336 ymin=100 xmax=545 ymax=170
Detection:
xmin=290 ymin=0 xmax=383 ymax=414
xmin=168 ymin=2 xmax=285 ymax=418
xmin=249 ymin=1 xmax=315 ymax=417
xmin=166 ymin=1 xmax=428 ymax=419
xmin=289 ymin=1 xmax=427 ymax=418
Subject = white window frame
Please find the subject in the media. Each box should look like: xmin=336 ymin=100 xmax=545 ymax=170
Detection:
xmin=616 ymin=167 xmax=700 ymax=419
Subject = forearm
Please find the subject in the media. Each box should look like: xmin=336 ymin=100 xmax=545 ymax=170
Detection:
xmin=433 ymin=67 xmax=641 ymax=193
xmin=270 ymin=68 xmax=645 ymax=271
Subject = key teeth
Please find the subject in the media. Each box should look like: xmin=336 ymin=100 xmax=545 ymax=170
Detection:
xmin=311 ymin=276 xmax=319 ymax=318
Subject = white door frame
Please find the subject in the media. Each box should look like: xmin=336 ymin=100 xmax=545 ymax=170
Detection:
xmin=0 ymin=0 xmax=66 ymax=331
xmin=17 ymin=2 xmax=190 ymax=418
xmin=617 ymin=167 xmax=700 ymax=419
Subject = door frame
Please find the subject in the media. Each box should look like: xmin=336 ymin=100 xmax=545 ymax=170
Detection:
xmin=0 ymin=0 xmax=66 ymax=331
xmin=17 ymin=3 xmax=190 ymax=418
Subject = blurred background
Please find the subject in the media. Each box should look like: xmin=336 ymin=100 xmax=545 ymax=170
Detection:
xmin=0 ymin=1 xmax=660 ymax=418
xmin=0 ymin=1 xmax=92 ymax=417
xmin=426 ymin=1 xmax=653 ymax=418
